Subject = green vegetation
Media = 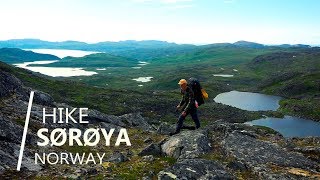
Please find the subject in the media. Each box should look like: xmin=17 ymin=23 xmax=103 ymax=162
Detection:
xmin=0 ymin=48 xmax=60 ymax=63
xmin=0 ymin=39 xmax=197 ymax=60
xmin=1 ymin=42 xmax=319 ymax=179
xmin=1 ymin=45 xmax=319 ymax=122
xmin=31 ymin=53 xmax=138 ymax=67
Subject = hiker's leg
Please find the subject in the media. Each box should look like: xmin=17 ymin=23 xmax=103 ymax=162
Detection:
xmin=175 ymin=113 xmax=186 ymax=133
xmin=191 ymin=109 xmax=200 ymax=129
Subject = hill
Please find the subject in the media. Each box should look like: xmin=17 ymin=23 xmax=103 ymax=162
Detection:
xmin=30 ymin=53 xmax=138 ymax=68
xmin=0 ymin=39 xmax=197 ymax=60
xmin=1 ymin=39 xmax=314 ymax=60
xmin=0 ymin=48 xmax=60 ymax=63
xmin=242 ymin=48 xmax=320 ymax=120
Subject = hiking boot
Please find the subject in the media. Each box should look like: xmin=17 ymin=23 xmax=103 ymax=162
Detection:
xmin=181 ymin=125 xmax=196 ymax=130
xmin=169 ymin=131 xmax=179 ymax=136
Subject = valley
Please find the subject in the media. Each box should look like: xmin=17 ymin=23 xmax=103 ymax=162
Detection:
xmin=0 ymin=40 xmax=319 ymax=179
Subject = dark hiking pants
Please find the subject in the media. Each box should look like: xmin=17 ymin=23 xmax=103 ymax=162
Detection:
xmin=175 ymin=109 xmax=200 ymax=133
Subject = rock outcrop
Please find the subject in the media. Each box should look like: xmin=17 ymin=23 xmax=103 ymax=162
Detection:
xmin=158 ymin=159 xmax=234 ymax=179
xmin=161 ymin=129 xmax=211 ymax=159
xmin=155 ymin=120 xmax=320 ymax=179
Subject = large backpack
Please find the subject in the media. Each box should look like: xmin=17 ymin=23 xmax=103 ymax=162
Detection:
xmin=187 ymin=77 xmax=208 ymax=106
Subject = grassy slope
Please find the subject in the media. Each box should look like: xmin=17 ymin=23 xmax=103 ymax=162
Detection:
xmin=0 ymin=48 xmax=60 ymax=63
xmin=44 ymin=46 xmax=282 ymax=91
xmin=242 ymin=48 xmax=320 ymax=120
xmin=30 ymin=53 xmax=138 ymax=67
xmin=2 ymin=46 xmax=319 ymax=121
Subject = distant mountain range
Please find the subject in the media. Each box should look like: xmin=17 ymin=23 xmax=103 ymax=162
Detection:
xmin=0 ymin=39 xmax=313 ymax=60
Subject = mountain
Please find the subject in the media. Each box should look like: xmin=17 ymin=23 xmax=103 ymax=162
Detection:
xmin=0 ymin=39 xmax=197 ymax=60
xmin=233 ymin=40 xmax=265 ymax=48
xmin=278 ymin=44 xmax=312 ymax=48
xmin=0 ymin=48 xmax=60 ymax=63
xmin=0 ymin=39 xmax=316 ymax=60
xmin=0 ymin=39 xmax=88 ymax=49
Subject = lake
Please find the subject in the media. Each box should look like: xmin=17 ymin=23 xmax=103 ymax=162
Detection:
xmin=14 ymin=49 xmax=99 ymax=77
xmin=214 ymin=91 xmax=319 ymax=137
xmin=14 ymin=61 xmax=97 ymax=77
xmin=213 ymin=74 xmax=234 ymax=77
xmin=214 ymin=90 xmax=282 ymax=111
xmin=245 ymin=116 xmax=320 ymax=137
xmin=24 ymin=49 xmax=100 ymax=58
xmin=132 ymin=77 xmax=153 ymax=82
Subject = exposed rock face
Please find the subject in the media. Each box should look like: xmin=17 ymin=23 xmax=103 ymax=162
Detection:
xmin=119 ymin=113 xmax=155 ymax=131
xmin=161 ymin=129 xmax=211 ymax=159
xmin=222 ymin=131 xmax=319 ymax=179
xmin=157 ymin=122 xmax=175 ymax=135
xmin=138 ymin=143 xmax=162 ymax=156
xmin=0 ymin=71 xmax=23 ymax=98
xmin=155 ymin=120 xmax=320 ymax=179
xmin=158 ymin=159 xmax=234 ymax=180
xmin=0 ymin=116 xmax=41 ymax=172
xmin=88 ymin=109 xmax=155 ymax=132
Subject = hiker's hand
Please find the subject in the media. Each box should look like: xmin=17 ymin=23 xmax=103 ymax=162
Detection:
xmin=181 ymin=111 xmax=186 ymax=117
xmin=175 ymin=105 xmax=180 ymax=112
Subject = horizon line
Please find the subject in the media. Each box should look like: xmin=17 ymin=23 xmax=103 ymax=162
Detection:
xmin=0 ymin=38 xmax=319 ymax=46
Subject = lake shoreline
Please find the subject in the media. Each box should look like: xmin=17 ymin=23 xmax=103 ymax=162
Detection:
xmin=214 ymin=90 xmax=320 ymax=137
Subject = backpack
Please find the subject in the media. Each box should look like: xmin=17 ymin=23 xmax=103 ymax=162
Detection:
xmin=187 ymin=77 xmax=208 ymax=106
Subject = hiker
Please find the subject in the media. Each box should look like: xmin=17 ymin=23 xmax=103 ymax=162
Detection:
xmin=170 ymin=79 xmax=201 ymax=135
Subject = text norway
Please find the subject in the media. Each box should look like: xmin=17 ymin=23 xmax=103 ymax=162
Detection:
xmin=35 ymin=108 xmax=131 ymax=165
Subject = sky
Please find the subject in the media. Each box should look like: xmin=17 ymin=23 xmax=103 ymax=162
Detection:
xmin=0 ymin=0 xmax=319 ymax=45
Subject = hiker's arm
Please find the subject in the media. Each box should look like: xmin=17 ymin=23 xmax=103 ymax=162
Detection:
xmin=178 ymin=96 xmax=184 ymax=107
xmin=184 ymin=89 xmax=195 ymax=113
xmin=178 ymin=89 xmax=184 ymax=107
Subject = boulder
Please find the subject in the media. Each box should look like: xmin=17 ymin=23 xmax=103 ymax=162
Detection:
xmin=158 ymin=159 xmax=234 ymax=179
xmin=119 ymin=113 xmax=155 ymax=131
xmin=161 ymin=129 xmax=212 ymax=159
xmin=138 ymin=143 xmax=162 ymax=156
xmin=107 ymin=152 xmax=128 ymax=163
xmin=222 ymin=131 xmax=320 ymax=179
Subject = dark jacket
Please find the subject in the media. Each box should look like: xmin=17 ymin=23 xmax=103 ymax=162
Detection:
xmin=178 ymin=85 xmax=196 ymax=113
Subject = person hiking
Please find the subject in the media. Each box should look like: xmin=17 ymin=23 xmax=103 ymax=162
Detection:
xmin=170 ymin=79 xmax=200 ymax=136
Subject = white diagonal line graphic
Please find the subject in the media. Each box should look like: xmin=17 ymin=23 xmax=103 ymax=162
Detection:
xmin=17 ymin=91 xmax=34 ymax=171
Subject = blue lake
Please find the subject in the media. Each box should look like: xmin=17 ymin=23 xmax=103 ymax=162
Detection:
xmin=245 ymin=116 xmax=320 ymax=137
xmin=214 ymin=91 xmax=320 ymax=137
xmin=214 ymin=90 xmax=282 ymax=111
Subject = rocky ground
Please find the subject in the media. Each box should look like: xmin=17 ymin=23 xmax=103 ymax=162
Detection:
xmin=1 ymin=69 xmax=320 ymax=179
